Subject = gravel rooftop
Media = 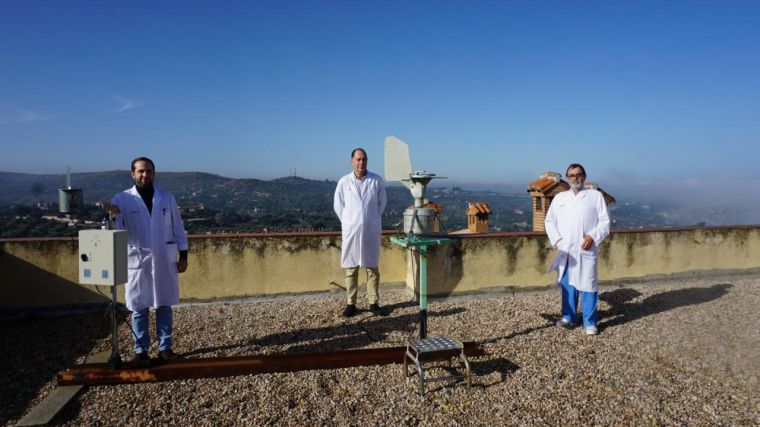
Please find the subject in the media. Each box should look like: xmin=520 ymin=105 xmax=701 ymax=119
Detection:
xmin=2 ymin=273 xmax=759 ymax=426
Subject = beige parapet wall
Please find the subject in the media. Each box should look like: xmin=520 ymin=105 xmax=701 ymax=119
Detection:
xmin=416 ymin=226 xmax=760 ymax=295
xmin=2 ymin=226 xmax=760 ymax=309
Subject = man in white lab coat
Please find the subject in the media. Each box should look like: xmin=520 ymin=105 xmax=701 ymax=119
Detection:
xmin=545 ymin=163 xmax=610 ymax=335
xmin=334 ymin=148 xmax=387 ymax=317
xmin=111 ymin=157 xmax=188 ymax=361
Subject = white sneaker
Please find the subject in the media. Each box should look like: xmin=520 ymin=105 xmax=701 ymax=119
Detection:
xmin=556 ymin=317 xmax=574 ymax=328
xmin=584 ymin=325 xmax=598 ymax=335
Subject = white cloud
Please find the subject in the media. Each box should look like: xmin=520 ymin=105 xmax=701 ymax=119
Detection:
xmin=0 ymin=105 xmax=57 ymax=124
xmin=110 ymin=95 xmax=145 ymax=113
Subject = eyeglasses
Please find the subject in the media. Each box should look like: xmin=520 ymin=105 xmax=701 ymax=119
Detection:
xmin=566 ymin=174 xmax=585 ymax=179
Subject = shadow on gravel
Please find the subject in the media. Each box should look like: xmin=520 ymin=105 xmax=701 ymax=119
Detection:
xmin=598 ymin=283 xmax=733 ymax=330
xmin=184 ymin=301 xmax=465 ymax=357
xmin=0 ymin=308 xmax=125 ymax=425
xmin=468 ymin=358 xmax=521 ymax=389
xmin=478 ymin=313 xmax=557 ymax=346
xmin=420 ymin=357 xmax=520 ymax=393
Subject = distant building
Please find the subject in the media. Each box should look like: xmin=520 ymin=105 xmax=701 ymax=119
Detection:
xmin=466 ymin=201 xmax=491 ymax=233
xmin=179 ymin=204 xmax=207 ymax=213
xmin=527 ymin=172 xmax=615 ymax=232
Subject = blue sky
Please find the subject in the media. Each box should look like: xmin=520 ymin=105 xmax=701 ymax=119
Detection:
xmin=2 ymin=1 xmax=759 ymax=197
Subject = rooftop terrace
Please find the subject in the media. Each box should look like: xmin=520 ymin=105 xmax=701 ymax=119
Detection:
xmin=1 ymin=226 xmax=759 ymax=425
xmin=2 ymin=273 xmax=759 ymax=425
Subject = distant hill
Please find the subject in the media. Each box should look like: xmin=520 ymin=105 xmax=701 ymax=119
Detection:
xmin=0 ymin=170 xmax=535 ymax=232
xmin=0 ymin=170 xmax=733 ymax=236
xmin=0 ymin=170 xmax=236 ymax=206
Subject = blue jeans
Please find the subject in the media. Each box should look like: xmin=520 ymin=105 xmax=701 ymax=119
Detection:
xmin=560 ymin=268 xmax=598 ymax=327
xmin=131 ymin=306 xmax=173 ymax=353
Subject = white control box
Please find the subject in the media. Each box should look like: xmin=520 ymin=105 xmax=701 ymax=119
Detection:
xmin=78 ymin=229 xmax=128 ymax=286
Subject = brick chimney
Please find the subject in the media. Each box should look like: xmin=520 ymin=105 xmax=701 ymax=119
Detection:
xmin=527 ymin=173 xmax=616 ymax=232
xmin=526 ymin=172 xmax=568 ymax=232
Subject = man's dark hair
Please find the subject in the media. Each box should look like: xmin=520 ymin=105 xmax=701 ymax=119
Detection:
xmin=351 ymin=148 xmax=367 ymax=159
xmin=566 ymin=163 xmax=586 ymax=177
xmin=131 ymin=157 xmax=156 ymax=172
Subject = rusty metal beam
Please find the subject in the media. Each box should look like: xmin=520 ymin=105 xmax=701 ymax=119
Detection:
xmin=58 ymin=343 xmax=484 ymax=386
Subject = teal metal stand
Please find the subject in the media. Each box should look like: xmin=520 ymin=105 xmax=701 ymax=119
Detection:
xmin=390 ymin=235 xmax=456 ymax=338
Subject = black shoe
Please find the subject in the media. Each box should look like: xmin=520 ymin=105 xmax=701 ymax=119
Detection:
xmin=158 ymin=349 xmax=181 ymax=361
xmin=130 ymin=352 xmax=150 ymax=367
xmin=342 ymin=304 xmax=357 ymax=317
xmin=369 ymin=303 xmax=382 ymax=316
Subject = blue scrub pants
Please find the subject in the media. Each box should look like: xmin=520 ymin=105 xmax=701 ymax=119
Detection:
xmin=131 ymin=306 xmax=173 ymax=354
xmin=560 ymin=267 xmax=598 ymax=327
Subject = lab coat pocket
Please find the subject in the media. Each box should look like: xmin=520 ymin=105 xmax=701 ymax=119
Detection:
xmin=165 ymin=242 xmax=178 ymax=263
xmin=127 ymin=246 xmax=142 ymax=269
xmin=580 ymin=251 xmax=598 ymax=287
xmin=580 ymin=248 xmax=598 ymax=259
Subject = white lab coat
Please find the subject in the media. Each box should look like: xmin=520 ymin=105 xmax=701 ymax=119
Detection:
xmin=545 ymin=188 xmax=610 ymax=292
xmin=111 ymin=186 xmax=188 ymax=311
xmin=334 ymin=171 xmax=387 ymax=268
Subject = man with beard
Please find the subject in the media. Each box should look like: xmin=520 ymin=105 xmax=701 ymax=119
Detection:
xmin=111 ymin=157 xmax=188 ymax=362
xmin=545 ymin=163 xmax=610 ymax=335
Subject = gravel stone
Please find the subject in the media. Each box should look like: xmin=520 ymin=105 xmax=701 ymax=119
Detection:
xmin=2 ymin=274 xmax=759 ymax=425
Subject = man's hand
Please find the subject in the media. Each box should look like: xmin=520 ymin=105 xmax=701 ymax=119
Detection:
xmin=177 ymin=259 xmax=188 ymax=273
xmin=582 ymin=235 xmax=594 ymax=250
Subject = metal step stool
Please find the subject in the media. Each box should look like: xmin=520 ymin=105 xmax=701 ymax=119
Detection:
xmin=403 ymin=336 xmax=472 ymax=395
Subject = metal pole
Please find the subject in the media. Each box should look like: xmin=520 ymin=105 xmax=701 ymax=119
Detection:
xmin=108 ymin=286 xmax=121 ymax=370
xmin=419 ymin=245 xmax=428 ymax=339
xmin=105 ymin=209 xmax=121 ymax=370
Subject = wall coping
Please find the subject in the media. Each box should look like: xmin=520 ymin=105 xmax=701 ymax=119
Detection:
xmin=2 ymin=224 xmax=759 ymax=243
